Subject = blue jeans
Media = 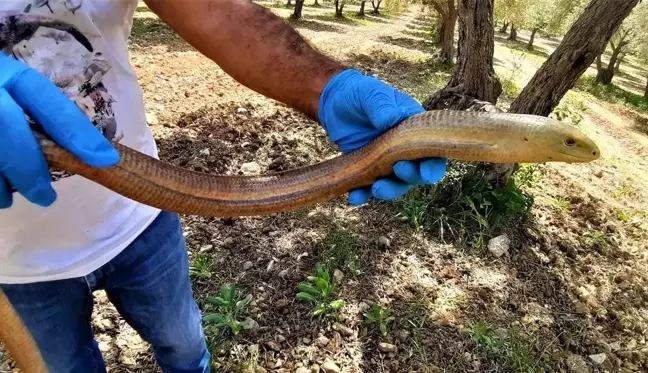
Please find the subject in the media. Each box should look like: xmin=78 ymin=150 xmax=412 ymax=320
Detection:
xmin=0 ymin=211 xmax=210 ymax=373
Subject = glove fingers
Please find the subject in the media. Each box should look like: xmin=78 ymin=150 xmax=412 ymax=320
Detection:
xmin=420 ymin=158 xmax=448 ymax=184
xmin=7 ymin=67 xmax=119 ymax=168
xmin=348 ymin=187 xmax=372 ymax=206
xmin=393 ymin=160 xmax=424 ymax=185
xmin=0 ymin=174 xmax=13 ymax=209
xmin=0 ymin=89 xmax=56 ymax=206
xmin=371 ymin=178 xmax=411 ymax=200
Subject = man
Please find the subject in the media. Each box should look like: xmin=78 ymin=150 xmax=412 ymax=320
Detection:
xmin=0 ymin=0 xmax=447 ymax=372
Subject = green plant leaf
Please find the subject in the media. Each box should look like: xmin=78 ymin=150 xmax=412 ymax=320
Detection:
xmin=313 ymin=277 xmax=329 ymax=291
xmin=206 ymin=296 xmax=230 ymax=308
xmin=329 ymin=299 xmax=344 ymax=310
xmin=203 ymin=313 xmax=227 ymax=324
xmin=220 ymin=284 xmax=236 ymax=302
xmin=236 ymin=294 xmax=253 ymax=310
xmin=228 ymin=320 xmax=242 ymax=335
xmin=297 ymin=283 xmax=321 ymax=297
xmin=297 ymin=292 xmax=318 ymax=303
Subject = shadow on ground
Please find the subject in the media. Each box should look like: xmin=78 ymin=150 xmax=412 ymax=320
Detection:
xmin=288 ymin=18 xmax=345 ymax=33
xmin=129 ymin=17 xmax=196 ymax=53
xmin=378 ymin=35 xmax=437 ymax=54
xmin=494 ymin=34 xmax=549 ymax=60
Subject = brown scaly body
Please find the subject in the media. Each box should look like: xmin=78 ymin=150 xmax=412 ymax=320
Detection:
xmin=0 ymin=110 xmax=600 ymax=372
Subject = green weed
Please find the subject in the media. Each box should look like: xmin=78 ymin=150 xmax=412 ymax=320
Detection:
xmin=398 ymin=162 xmax=536 ymax=249
xmin=617 ymin=208 xmax=632 ymax=222
xmin=363 ymin=304 xmax=395 ymax=337
xmin=499 ymin=50 xmax=526 ymax=99
xmin=398 ymin=188 xmax=432 ymax=231
xmin=189 ymin=256 xmax=213 ymax=278
xmin=581 ymin=230 xmax=609 ymax=250
xmin=296 ymin=264 xmax=344 ymax=319
xmin=575 ymin=75 xmax=648 ymax=113
xmin=551 ymin=197 xmax=571 ymax=211
xmin=612 ymin=184 xmax=634 ymax=199
xmin=500 ymin=77 xmax=521 ymax=99
xmin=551 ymin=95 xmax=585 ymax=126
xmin=463 ymin=321 xmax=539 ymax=373
xmin=320 ymin=225 xmax=360 ymax=275
xmin=203 ymin=284 xmax=252 ymax=336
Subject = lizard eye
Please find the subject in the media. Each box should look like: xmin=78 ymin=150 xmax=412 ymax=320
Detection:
xmin=564 ymin=138 xmax=576 ymax=147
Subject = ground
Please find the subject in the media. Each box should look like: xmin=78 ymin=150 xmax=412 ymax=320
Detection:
xmin=2 ymin=1 xmax=648 ymax=373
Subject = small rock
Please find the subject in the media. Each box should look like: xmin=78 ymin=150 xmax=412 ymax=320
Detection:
xmin=241 ymin=161 xmax=261 ymax=175
xmin=199 ymin=244 xmax=213 ymax=253
xmin=333 ymin=269 xmax=344 ymax=284
xmin=589 ymin=353 xmax=607 ymax=365
xmin=578 ymin=286 xmax=594 ymax=302
xmin=276 ymin=299 xmax=290 ymax=309
xmin=248 ymin=344 xmax=260 ymax=354
xmin=199 ymin=148 xmax=211 ymax=157
xmin=378 ymin=342 xmax=397 ymax=353
xmin=277 ymin=334 xmax=286 ymax=343
xmin=100 ymin=318 xmax=115 ymax=331
xmin=241 ymin=317 xmax=259 ymax=331
xmin=396 ymin=329 xmax=410 ymax=341
xmin=265 ymin=341 xmax=281 ymax=352
xmin=295 ymin=368 xmax=311 ymax=373
xmin=593 ymin=168 xmax=604 ymax=178
xmin=98 ymin=341 xmax=110 ymax=352
xmin=237 ymin=107 xmax=249 ymax=114
xmin=321 ymin=360 xmax=340 ymax=373
xmin=315 ymin=335 xmax=330 ymax=347
xmin=378 ymin=236 xmax=391 ymax=248
xmin=243 ymin=261 xmax=254 ymax=271
xmin=269 ymin=359 xmax=283 ymax=369
xmin=222 ymin=237 xmax=236 ymax=249
xmin=488 ymin=235 xmax=510 ymax=257
xmin=302 ymin=337 xmax=311 ymax=345
xmin=332 ymin=323 xmax=354 ymax=337
xmin=145 ymin=112 xmax=159 ymax=125
xmin=609 ymin=341 xmax=622 ymax=351
xmin=566 ymin=354 xmax=589 ymax=373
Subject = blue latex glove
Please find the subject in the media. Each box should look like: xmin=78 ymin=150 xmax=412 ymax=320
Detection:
xmin=0 ymin=54 xmax=119 ymax=208
xmin=319 ymin=68 xmax=447 ymax=206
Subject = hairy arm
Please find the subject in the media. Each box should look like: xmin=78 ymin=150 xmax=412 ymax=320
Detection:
xmin=142 ymin=0 xmax=345 ymax=119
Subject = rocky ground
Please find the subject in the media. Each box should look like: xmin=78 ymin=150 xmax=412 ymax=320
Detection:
xmin=2 ymin=1 xmax=648 ymax=373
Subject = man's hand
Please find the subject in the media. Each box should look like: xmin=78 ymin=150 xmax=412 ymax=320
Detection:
xmin=0 ymin=54 xmax=119 ymax=208
xmin=319 ymin=69 xmax=447 ymax=205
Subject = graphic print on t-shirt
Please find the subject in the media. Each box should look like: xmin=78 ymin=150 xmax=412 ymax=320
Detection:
xmin=0 ymin=0 xmax=121 ymax=182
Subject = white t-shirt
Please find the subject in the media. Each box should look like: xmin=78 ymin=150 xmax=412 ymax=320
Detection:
xmin=0 ymin=0 xmax=161 ymax=284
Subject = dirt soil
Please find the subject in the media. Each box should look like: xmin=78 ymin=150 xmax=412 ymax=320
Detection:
xmin=2 ymin=2 xmax=648 ymax=373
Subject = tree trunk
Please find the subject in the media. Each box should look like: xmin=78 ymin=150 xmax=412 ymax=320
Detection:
xmin=644 ymin=75 xmax=648 ymax=99
xmin=357 ymin=1 xmax=365 ymax=16
xmin=291 ymin=0 xmax=305 ymax=19
xmin=433 ymin=1 xmax=457 ymax=64
xmin=371 ymin=0 xmax=382 ymax=14
xmin=596 ymin=47 xmax=622 ymax=85
xmin=499 ymin=21 xmax=509 ymax=34
xmin=314 ymin=0 xmax=319 ymax=6
xmin=527 ymin=28 xmax=537 ymax=51
xmin=509 ymin=0 xmax=640 ymax=116
xmin=508 ymin=24 xmax=517 ymax=41
xmin=614 ymin=53 xmax=625 ymax=73
xmin=335 ymin=0 xmax=344 ymax=17
xmin=424 ymin=0 xmax=502 ymax=109
xmin=287 ymin=0 xmax=292 ymax=6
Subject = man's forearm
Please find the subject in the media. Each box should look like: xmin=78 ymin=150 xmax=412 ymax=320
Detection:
xmin=143 ymin=0 xmax=345 ymax=119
